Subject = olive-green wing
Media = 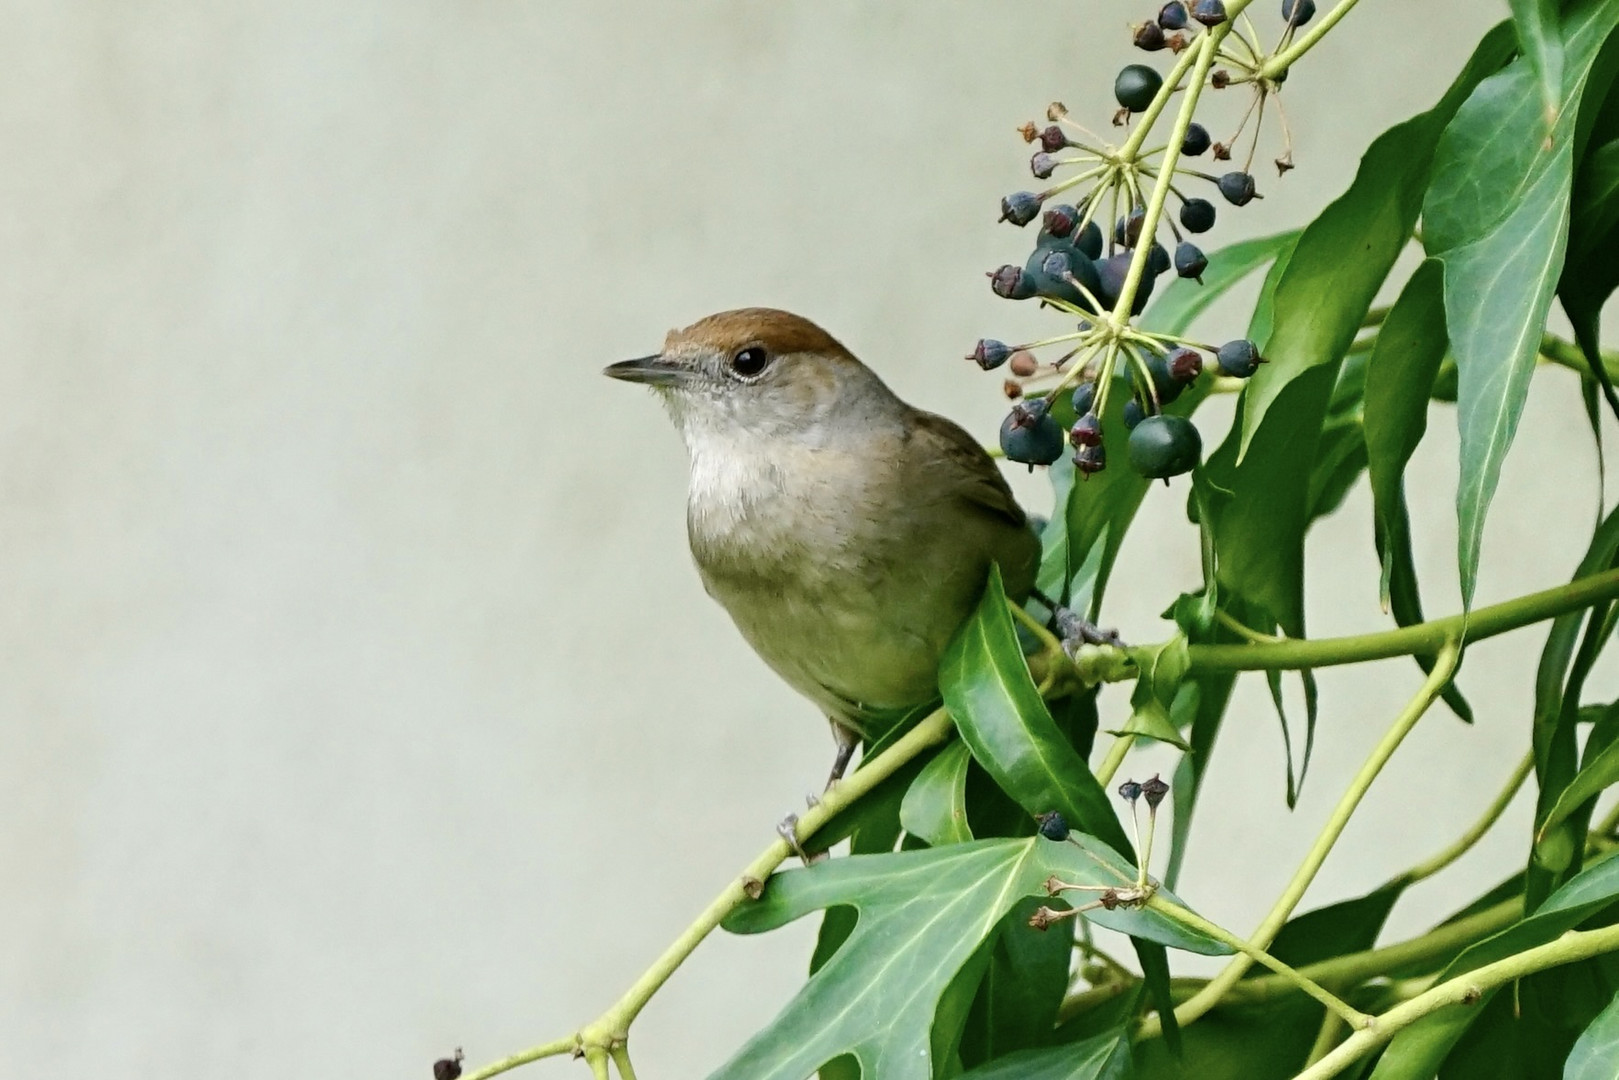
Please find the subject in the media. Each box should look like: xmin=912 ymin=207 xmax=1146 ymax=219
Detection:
xmin=907 ymin=408 xmax=1031 ymax=530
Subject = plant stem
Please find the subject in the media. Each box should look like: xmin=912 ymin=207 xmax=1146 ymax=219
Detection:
xmin=1393 ymin=751 xmax=1533 ymax=888
xmin=1094 ymin=731 xmax=1133 ymax=786
xmin=1140 ymin=642 xmax=1460 ymax=1038
xmin=1261 ymin=0 xmax=1362 ymax=77
xmin=1148 ymin=895 xmax=1369 ymax=1027
xmin=1184 ymin=568 xmax=1619 ymax=673
xmin=461 ymin=707 xmax=954 ymax=1080
xmin=1294 ymin=923 xmax=1619 ymax=1080
xmin=609 ymin=1045 xmax=639 ymax=1080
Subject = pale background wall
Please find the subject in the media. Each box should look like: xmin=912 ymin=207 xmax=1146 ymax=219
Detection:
xmin=2 ymin=3 xmax=1614 ymax=1078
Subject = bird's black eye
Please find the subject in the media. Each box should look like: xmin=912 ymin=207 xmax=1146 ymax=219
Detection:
xmin=730 ymin=346 xmax=770 ymax=378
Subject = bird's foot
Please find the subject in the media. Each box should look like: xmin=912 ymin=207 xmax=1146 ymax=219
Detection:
xmin=1053 ymin=606 xmax=1125 ymax=654
xmin=777 ymin=813 xmax=828 ymax=865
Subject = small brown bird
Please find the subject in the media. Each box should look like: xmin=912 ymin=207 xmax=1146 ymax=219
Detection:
xmin=606 ymin=308 xmax=1040 ymax=786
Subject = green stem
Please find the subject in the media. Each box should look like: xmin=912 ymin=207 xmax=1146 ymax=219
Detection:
xmin=1261 ymin=0 xmax=1362 ymax=77
xmin=1393 ymin=751 xmax=1533 ymax=888
xmin=1141 ymin=642 xmax=1460 ymax=1037
xmin=1184 ymin=568 xmax=1619 ymax=673
xmin=1094 ymin=730 xmax=1133 ymax=786
xmin=1147 ymin=895 xmax=1369 ymax=1027
xmin=1294 ymin=922 xmax=1619 ymax=1080
xmin=1542 ymin=331 xmax=1619 ymax=382
xmin=1223 ymin=895 xmax=1521 ymax=1006
xmin=609 ymin=1045 xmax=639 ymax=1080
xmin=463 ymin=707 xmax=955 ymax=1080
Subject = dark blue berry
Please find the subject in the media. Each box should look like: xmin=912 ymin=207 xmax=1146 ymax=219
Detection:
xmin=1000 ymin=400 xmax=1064 ymax=467
xmin=1129 ymin=415 xmax=1202 ymax=479
xmin=1148 ymin=242 xmax=1171 ymax=276
xmin=1070 ymin=412 xmax=1103 ymax=447
xmin=1027 ymin=248 xmax=1103 ymax=311
xmin=1134 ymin=21 xmax=1167 ymax=51
xmin=989 ymin=264 xmax=1038 ymax=300
xmin=1180 ymin=197 xmax=1216 ymax=233
xmin=1115 ymin=205 xmax=1146 ymax=248
xmin=1075 ymin=443 xmax=1107 ymax=476
xmin=1037 ymin=811 xmax=1070 ymax=841
xmin=1181 ymin=122 xmax=1212 ymax=157
xmin=1217 ymin=171 xmax=1257 ymax=206
xmin=1040 ymin=204 xmax=1079 ymax=239
xmin=1216 ymin=338 xmax=1262 ymax=377
xmin=1000 ymin=190 xmax=1043 ymax=226
xmin=1096 ymin=252 xmax=1157 ymax=315
xmin=1157 ymin=1 xmax=1189 ymax=29
xmin=1114 ymin=65 xmax=1164 ymax=112
xmin=970 ymin=339 xmax=1012 ymax=370
xmin=1030 ymin=152 xmax=1059 ymax=179
xmin=1071 ymin=381 xmax=1097 ymax=416
xmin=1142 ymin=775 xmax=1170 ymax=807
xmin=1123 ymin=398 xmax=1146 ymax=429
xmin=1175 ymin=241 xmax=1207 ymax=280
xmin=1074 ymin=219 xmax=1104 ymax=259
xmin=1191 ymin=0 xmax=1227 ymax=26
xmin=1283 ymin=0 xmax=1316 ymax=25
xmin=1118 ymin=779 xmax=1143 ymax=802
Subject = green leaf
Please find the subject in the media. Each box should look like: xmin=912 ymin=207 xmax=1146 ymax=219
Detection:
xmin=902 ymin=741 xmax=975 ymax=847
xmin=1566 ymin=987 xmax=1619 ymax=1079
xmin=1542 ymin=702 xmax=1619 ymax=842
xmin=1561 ymin=137 xmax=1619 ymax=416
xmin=956 ymin=1027 xmax=1132 ymax=1080
xmin=1510 ymin=0 xmax=1565 ymax=135
xmin=715 ymin=837 xmax=1225 ymax=1080
xmin=1372 ymin=851 xmax=1619 ymax=1078
xmin=1362 ymin=259 xmax=1475 ymax=722
xmin=959 ymin=897 xmax=1076 ymax=1068
xmin=1238 ymin=22 xmax=1517 ymax=457
xmin=1166 ymin=673 xmax=1236 ymax=892
xmin=940 ymin=566 xmax=1133 ymax=857
xmin=1426 ymin=0 xmax=1619 ymax=607
xmin=1060 ymin=231 xmax=1299 ymax=619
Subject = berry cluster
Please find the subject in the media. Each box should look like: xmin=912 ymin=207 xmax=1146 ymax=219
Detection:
xmin=973 ymin=1 xmax=1304 ymax=481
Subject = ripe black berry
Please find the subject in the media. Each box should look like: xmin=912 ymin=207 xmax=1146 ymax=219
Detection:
xmin=433 ymin=1051 xmax=465 ymax=1080
xmin=1139 ymin=351 xmax=1181 ymax=405
xmin=1180 ymin=197 xmax=1216 ymax=233
xmin=1095 ymin=252 xmax=1157 ymax=315
xmin=1128 ymin=415 xmax=1202 ymax=478
xmin=1071 ymin=381 xmax=1097 ymax=416
xmin=1283 ymin=0 xmax=1316 ymax=25
xmin=1167 ymin=347 xmax=1202 ymax=383
xmin=1174 ymin=241 xmax=1207 ymax=280
xmin=1216 ymin=338 xmax=1262 ymax=377
xmin=1181 ymin=122 xmax=1211 ymax=157
xmin=1157 ymin=1 xmax=1189 ymax=29
xmin=1074 ymin=219 xmax=1104 ymax=259
xmin=1037 ymin=810 xmax=1070 ymax=841
xmin=1148 ymin=242 xmax=1171 ymax=276
xmin=1134 ymin=21 xmax=1167 ymax=51
xmin=1028 ymin=248 xmax=1102 ymax=311
xmin=1000 ymin=399 xmax=1065 ymax=467
xmin=1074 ymin=443 xmax=1107 ymax=476
xmin=1070 ymin=412 xmax=1103 ymax=447
xmin=1142 ymin=775 xmax=1170 ymax=808
xmin=1191 ymin=0 xmax=1227 ymax=26
xmin=970 ymin=339 xmax=1012 ymax=370
xmin=1217 ymin=171 xmax=1257 ymax=206
xmin=1123 ymin=398 xmax=1147 ymax=429
xmin=1000 ymin=190 xmax=1044 ymax=225
xmin=1115 ymin=205 xmax=1146 ymax=247
xmin=1118 ymin=779 xmax=1143 ymax=802
xmin=1114 ymin=65 xmax=1164 ymax=112
xmin=989 ymin=264 xmax=1038 ymax=300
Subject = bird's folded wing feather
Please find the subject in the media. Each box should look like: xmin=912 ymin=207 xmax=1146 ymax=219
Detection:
xmin=906 ymin=409 xmax=1030 ymax=529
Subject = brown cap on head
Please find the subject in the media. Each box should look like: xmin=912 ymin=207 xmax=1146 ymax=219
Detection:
xmin=663 ymin=308 xmax=856 ymax=362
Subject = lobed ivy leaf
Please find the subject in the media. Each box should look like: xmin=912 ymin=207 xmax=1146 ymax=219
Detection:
xmin=940 ymin=566 xmax=1132 ymax=857
xmin=714 ymin=837 xmax=1226 ymax=1080
xmin=1372 ymin=852 xmax=1619 ymax=1078
xmin=1362 ymin=259 xmax=1475 ymax=722
xmin=956 ymin=1027 xmax=1132 ymax=1080
xmin=1566 ymin=987 xmax=1619 ymax=1079
xmin=1237 ymin=21 xmax=1516 ymax=458
xmin=1426 ymin=0 xmax=1619 ymax=608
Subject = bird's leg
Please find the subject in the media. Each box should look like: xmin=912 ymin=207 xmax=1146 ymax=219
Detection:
xmin=825 ymin=719 xmax=861 ymax=791
xmin=1048 ymin=601 xmax=1125 ymax=652
xmin=776 ymin=813 xmax=811 ymax=862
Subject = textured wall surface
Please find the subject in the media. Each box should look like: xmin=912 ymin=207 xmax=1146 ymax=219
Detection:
xmin=2 ymin=3 xmax=1612 ymax=1078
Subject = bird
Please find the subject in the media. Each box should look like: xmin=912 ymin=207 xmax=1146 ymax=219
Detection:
xmin=605 ymin=308 xmax=1041 ymax=790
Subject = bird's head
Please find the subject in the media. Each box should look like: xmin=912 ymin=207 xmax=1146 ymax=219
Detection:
xmin=605 ymin=308 xmax=896 ymax=443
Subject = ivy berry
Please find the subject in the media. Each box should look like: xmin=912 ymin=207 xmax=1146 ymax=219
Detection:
xmin=1180 ymin=196 xmax=1217 ymax=233
xmin=1128 ymin=415 xmax=1202 ymax=479
xmin=1114 ymin=65 xmax=1164 ymax=112
xmin=1217 ymin=171 xmax=1257 ymax=206
xmin=1283 ymin=0 xmax=1316 ymax=25
xmin=1182 ymin=122 xmax=1212 ymax=157
xmin=1000 ymin=398 xmax=1064 ymax=468
xmin=1216 ymin=338 xmax=1263 ymax=377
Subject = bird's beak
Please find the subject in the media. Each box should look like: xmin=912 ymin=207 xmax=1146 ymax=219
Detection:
xmin=603 ymin=354 xmax=688 ymax=388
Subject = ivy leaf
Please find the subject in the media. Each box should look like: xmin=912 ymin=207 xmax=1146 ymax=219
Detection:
xmin=957 ymin=1029 xmax=1133 ymax=1079
xmin=1510 ymin=0 xmax=1565 ymax=135
xmin=1362 ymin=260 xmax=1475 ymax=722
xmin=1425 ymin=0 xmax=1619 ymax=608
xmin=1372 ymin=852 xmax=1619 ymax=1078
xmin=714 ymin=837 xmax=1226 ymax=1080
xmin=1566 ymin=987 xmax=1619 ymax=1080
xmin=1237 ymin=22 xmax=1517 ymax=458
xmin=940 ymin=566 xmax=1132 ymax=857
xmin=1061 ymin=231 xmax=1298 ymax=619
xmin=901 ymin=741 xmax=975 ymax=847
xmin=1539 ymin=701 xmax=1619 ymax=843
